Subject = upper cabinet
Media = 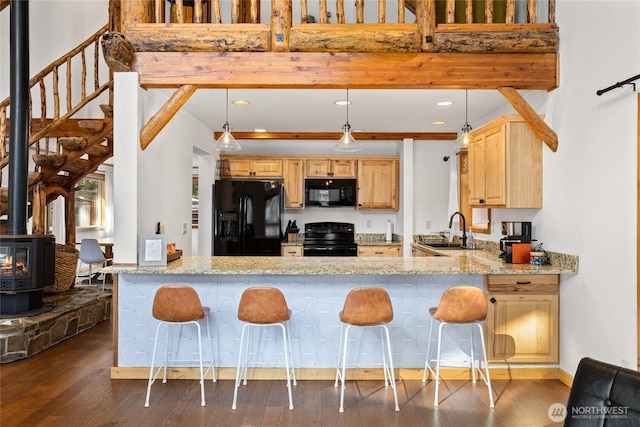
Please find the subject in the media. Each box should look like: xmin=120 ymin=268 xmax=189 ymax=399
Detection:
xmin=468 ymin=115 xmax=543 ymax=208
xmin=282 ymin=159 xmax=305 ymax=209
xmin=220 ymin=156 xmax=283 ymax=178
xmin=305 ymin=159 xmax=357 ymax=178
xmin=357 ymin=158 xmax=399 ymax=210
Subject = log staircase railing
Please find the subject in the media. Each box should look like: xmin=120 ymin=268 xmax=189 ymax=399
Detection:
xmin=0 ymin=23 xmax=114 ymax=238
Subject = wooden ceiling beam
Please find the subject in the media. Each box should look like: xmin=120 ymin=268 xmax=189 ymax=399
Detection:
xmin=212 ymin=131 xmax=458 ymax=140
xmin=140 ymin=84 xmax=197 ymax=150
xmin=134 ymin=52 xmax=559 ymax=90
xmin=498 ymin=86 xmax=558 ymax=152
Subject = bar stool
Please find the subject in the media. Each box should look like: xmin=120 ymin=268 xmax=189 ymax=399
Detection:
xmin=144 ymin=285 xmax=216 ymax=408
xmin=334 ymin=286 xmax=400 ymax=412
xmin=232 ymin=286 xmax=297 ymax=411
xmin=422 ymin=285 xmax=494 ymax=408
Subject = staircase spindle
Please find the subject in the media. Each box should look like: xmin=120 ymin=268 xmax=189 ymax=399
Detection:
xmin=300 ymin=0 xmax=309 ymax=23
xmin=528 ymin=0 xmax=537 ymax=23
xmin=506 ymin=0 xmax=515 ymax=23
xmin=398 ymin=0 xmax=405 ymax=24
xmin=319 ymin=0 xmax=327 ymax=24
xmin=335 ymin=0 xmax=344 ymax=24
xmin=66 ymin=58 xmax=73 ymax=112
xmin=356 ymin=0 xmax=364 ymax=24
xmin=378 ymin=0 xmax=386 ymax=23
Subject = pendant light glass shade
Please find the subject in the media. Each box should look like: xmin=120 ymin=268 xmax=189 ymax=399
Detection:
xmin=213 ymin=89 xmax=241 ymax=152
xmin=459 ymin=89 xmax=473 ymax=148
xmin=335 ymin=89 xmax=361 ymax=152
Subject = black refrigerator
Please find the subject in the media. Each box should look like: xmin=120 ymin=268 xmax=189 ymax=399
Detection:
xmin=213 ymin=179 xmax=283 ymax=256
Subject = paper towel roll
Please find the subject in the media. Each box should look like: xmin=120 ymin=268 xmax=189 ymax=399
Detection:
xmin=386 ymin=220 xmax=393 ymax=243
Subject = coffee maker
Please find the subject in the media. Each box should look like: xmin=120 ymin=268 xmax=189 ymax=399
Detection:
xmin=499 ymin=221 xmax=532 ymax=262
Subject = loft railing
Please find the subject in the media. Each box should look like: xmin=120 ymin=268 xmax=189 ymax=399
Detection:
xmin=0 ymin=24 xmax=112 ymax=173
xmin=120 ymin=0 xmax=557 ymax=54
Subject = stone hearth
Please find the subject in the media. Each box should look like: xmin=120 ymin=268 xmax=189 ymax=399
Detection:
xmin=0 ymin=286 xmax=111 ymax=363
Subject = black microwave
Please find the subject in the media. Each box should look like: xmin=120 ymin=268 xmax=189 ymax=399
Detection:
xmin=305 ymin=179 xmax=357 ymax=207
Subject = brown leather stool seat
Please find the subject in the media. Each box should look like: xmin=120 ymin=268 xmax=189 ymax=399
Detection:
xmin=334 ymin=287 xmax=400 ymax=412
xmin=144 ymin=285 xmax=215 ymax=407
xmin=422 ymin=285 xmax=494 ymax=408
xmin=232 ymin=286 xmax=297 ymax=411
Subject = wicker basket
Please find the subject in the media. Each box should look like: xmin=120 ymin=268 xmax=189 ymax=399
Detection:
xmin=44 ymin=243 xmax=80 ymax=293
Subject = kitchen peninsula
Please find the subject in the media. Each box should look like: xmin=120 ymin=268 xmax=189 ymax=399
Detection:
xmin=107 ymin=250 xmax=578 ymax=380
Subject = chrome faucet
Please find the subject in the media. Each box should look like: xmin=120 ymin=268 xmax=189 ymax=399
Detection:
xmin=448 ymin=211 xmax=468 ymax=248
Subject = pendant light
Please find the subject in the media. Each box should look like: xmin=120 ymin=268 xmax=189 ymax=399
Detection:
xmin=459 ymin=89 xmax=473 ymax=147
xmin=335 ymin=89 xmax=361 ymax=152
xmin=213 ymin=89 xmax=241 ymax=151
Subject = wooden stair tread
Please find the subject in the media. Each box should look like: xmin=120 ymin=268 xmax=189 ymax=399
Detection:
xmin=33 ymin=153 xmax=66 ymax=169
xmin=59 ymin=137 xmax=87 ymax=151
xmin=62 ymin=158 xmax=92 ymax=175
xmin=78 ymin=120 xmax=105 ymax=132
xmin=85 ymin=143 xmax=112 ymax=157
xmin=47 ymin=175 xmax=71 ymax=187
xmin=100 ymin=104 xmax=113 ymax=117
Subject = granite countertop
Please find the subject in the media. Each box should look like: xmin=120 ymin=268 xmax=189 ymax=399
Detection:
xmin=103 ymin=248 xmax=578 ymax=276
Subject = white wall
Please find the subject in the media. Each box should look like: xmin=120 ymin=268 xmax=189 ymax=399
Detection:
xmin=547 ymin=0 xmax=639 ymax=373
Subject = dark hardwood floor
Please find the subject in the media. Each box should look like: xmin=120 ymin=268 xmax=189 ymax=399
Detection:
xmin=0 ymin=319 xmax=568 ymax=427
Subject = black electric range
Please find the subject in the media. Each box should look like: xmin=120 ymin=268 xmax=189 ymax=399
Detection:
xmin=302 ymin=222 xmax=357 ymax=257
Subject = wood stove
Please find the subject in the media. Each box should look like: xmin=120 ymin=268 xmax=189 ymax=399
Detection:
xmin=0 ymin=235 xmax=55 ymax=315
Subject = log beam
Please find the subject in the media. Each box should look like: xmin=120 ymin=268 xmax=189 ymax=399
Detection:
xmin=498 ymin=86 xmax=558 ymax=152
xmin=31 ymin=183 xmax=47 ymax=235
xmin=212 ymin=131 xmax=457 ymax=140
xmin=135 ymin=52 xmax=559 ymax=90
xmin=140 ymin=85 xmax=198 ymax=150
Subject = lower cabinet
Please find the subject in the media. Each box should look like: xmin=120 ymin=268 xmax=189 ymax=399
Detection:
xmin=358 ymin=245 xmax=401 ymax=257
xmin=281 ymin=246 xmax=303 ymax=257
xmin=484 ymin=274 xmax=559 ymax=364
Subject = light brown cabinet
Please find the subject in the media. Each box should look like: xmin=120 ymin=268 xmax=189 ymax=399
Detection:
xmin=358 ymin=245 xmax=401 ymax=257
xmin=220 ymin=155 xmax=283 ymax=178
xmin=468 ymin=115 xmax=543 ymax=208
xmin=484 ymin=274 xmax=559 ymax=364
xmin=357 ymin=159 xmax=399 ymax=210
xmin=281 ymin=246 xmax=303 ymax=257
xmin=305 ymin=159 xmax=357 ymax=178
xmin=282 ymin=159 xmax=304 ymax=209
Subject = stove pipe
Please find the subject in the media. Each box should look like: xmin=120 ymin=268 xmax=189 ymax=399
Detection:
xmin=7 ymin=0 xmax=30 ymax=235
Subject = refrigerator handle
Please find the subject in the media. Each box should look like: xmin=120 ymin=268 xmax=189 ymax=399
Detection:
xmin=240 ymin=194 xmax=248 ymax=254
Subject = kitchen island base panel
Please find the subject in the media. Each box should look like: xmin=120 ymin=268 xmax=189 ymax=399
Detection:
xmin=110 ymin=366 xmax=562 ymax=381
xmin=116 ymin=274 xmax=487 ymax=372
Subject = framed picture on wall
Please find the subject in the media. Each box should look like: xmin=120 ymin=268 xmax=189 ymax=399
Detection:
xmin=138 ymin=234 xmax=167 ymax=267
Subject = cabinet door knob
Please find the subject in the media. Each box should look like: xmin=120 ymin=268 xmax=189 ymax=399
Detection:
xmin=479 ymin=199 xmax=485 ymax=204
xmin=490 ymin=297 xmax=497 ymax=304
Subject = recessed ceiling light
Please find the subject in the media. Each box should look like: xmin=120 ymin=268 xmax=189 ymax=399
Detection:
xmin=232 ymin=100 xmax=249 ymax=106
xmin=432 ymin=121 xmax=446 ymax=125
xmin=436 ymin=101 xmax=453 ymax=106
xmin=335 ymin=100 xmax=351 ymax=106
xmin=254 ymin=128 xmax=267 ymax=133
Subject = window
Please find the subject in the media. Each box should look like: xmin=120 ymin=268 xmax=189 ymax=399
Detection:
xmin=76 ymin=174 xmax=105 ymax=229
xmin=192 ymin=175 xmax=199 ymax=227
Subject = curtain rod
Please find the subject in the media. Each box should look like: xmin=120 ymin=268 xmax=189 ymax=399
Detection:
xmin=596 ymin=73 xmax=640 ymax=96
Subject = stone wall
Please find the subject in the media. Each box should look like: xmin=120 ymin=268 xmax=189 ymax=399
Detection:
xmin=0 ymin=287 xmax=112 ymax=363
